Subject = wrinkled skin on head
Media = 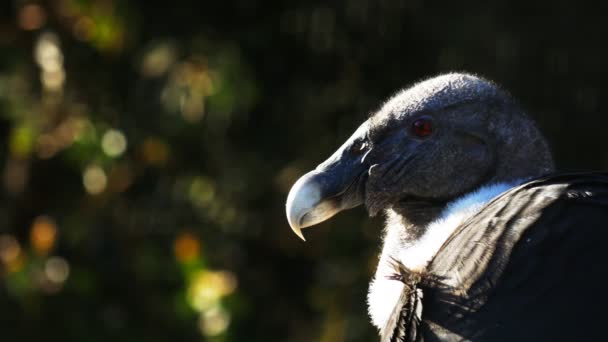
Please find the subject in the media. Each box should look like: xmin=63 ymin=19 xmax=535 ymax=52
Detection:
xmin=364 ymin=101 xmax=496 ymax=216
xmin=286 ymin=73 xmax=554 ymax=239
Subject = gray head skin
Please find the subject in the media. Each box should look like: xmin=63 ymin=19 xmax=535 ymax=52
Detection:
xmin=286 ymin=73 xmax=554 ymax=241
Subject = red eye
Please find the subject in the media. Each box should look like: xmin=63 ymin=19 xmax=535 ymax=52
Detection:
xmin=411 ymin=118 xmax=433 ymax=138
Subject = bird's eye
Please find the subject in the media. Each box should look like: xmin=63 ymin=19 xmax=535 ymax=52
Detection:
xmin=411 ymin=118 xmax=433 ymax=138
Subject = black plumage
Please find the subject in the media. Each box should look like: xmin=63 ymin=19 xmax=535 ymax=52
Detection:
xmin=388 ymin=173 xmax=608 ymax=341
xmin=285 ymin=73 xmax=608 ymax=341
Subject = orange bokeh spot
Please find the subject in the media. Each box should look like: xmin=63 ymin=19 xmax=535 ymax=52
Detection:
xmin=174 ymin=232 xmax=200 ymax=263
xmin=0 ymin=234 xmax=24 ymax=273
xmin=140 ymin=138 xmax=169 ymax=166
xmin=18 ymin=4 xmax=47 ymax=31
xmin=30 ymin=216 xmax=58 ymax=255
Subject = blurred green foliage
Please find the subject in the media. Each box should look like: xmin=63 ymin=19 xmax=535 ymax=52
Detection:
xmin=0 ymin=0 xmax=607 ymax=341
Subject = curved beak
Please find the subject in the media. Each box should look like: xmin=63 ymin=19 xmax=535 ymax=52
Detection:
xmin=286 ymin=121 xmax=372 ymax=240
xmin=286 ymin=171 xmax=343 ymax=240
xmin=285 ymin=145 xmax=369 ymax=240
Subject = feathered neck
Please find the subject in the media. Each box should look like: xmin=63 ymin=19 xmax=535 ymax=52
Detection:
xmin=393 ymin=181 xmax=521 ymax=272
xmin=368 ymin=180 xmax=522 ymax=331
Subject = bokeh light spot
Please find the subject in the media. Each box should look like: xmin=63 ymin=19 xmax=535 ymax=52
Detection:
xmin=36 ymin=133 xmax=59 ymax=159
xmin=35 ymin=32 xmax=65 ymax=92
xmin=199 ymin=306 xmax=231 ymax=337
xmin=188 ymin=177 xmax=216 ymax=208
xmin=30 ymin=216 xmax=58 ymax=255
xmin=161 ymin=58 xmax=216 ymax=123
xmin=73 ymin=17 xmax=95 ymax=41
xmin=101 ymin=129 xmax=127 ymax=157
xmin=9 ymin=125 xmax=35 ymax=159
xmin=83 ymin=165 xmax=107 ymax=195
xmin=140 ymin=137 xmax=169 ymax=166
xmin=72 ymin=117 xmax=96 ymax=142
xmin=0 ymin=235 xmax=21 ymax=265
xmin=45 ymin=256 xmax=70 ymax=284
xmin=41 ymin=69 xmax=66 ymax=92
xmin=35 ymin=33 xmax=63 ymax=73
xmin=141 ymin=42 xmax=177 ymax=77
xmin=188 ymin=270 xmax=238 ymax=312
xmin=174 ymin=232 xmax=200 ymax=263
xmin=18 ymin=4 xmax=47 ymax=31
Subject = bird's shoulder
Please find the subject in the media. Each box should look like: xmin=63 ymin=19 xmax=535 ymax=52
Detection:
xmin=420 ymin=172 xmax=608 ymax=340
xmin=427 ymin=172 xmax=608 ymax=286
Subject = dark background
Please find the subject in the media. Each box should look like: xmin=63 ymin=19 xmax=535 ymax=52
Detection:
xmin=0 ymin=1 xmax=606 ymax=341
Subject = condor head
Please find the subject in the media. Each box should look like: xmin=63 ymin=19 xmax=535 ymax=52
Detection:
xmin=286 ymin=73 xmax=554 ymax=240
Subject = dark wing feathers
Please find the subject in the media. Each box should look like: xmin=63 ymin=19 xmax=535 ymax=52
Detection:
xmin=391 ymin=173 xmax=608 ymax=341
xmin=381 ymin=259 xmax=423 ymax=342
xmin=382 ymin=285 xmax=423 ymax=342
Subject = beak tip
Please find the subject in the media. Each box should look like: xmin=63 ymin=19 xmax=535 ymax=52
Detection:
xmin=286 ymin=174 xmax=318 ymax=241
xmin=292 ymin=226 xmax=307 ymax=241
xmin=286 ymin=171 xmax=341 ymax=241
xmin=286 ymin=211 xmax=307 ymax=241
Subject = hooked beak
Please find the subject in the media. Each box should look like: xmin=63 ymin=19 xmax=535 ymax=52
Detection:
xmin=285 ymin=171 xmax=342 ymax=241
xmin=285 ymin=160 xmax=367 ymax=241
xmin=286 ymin=121 xmax=371 ymax=240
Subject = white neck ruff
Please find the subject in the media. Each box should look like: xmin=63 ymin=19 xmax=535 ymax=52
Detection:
xmin=368 ymin=180 xmax=522 ymax=330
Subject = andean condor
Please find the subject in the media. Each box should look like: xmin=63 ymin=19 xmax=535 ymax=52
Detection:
xmin=285 ymin=73 xmax=608 ymax=341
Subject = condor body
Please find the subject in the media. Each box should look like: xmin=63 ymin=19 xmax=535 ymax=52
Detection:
xmin=285 ymin=73 xmax=608 ymax=341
